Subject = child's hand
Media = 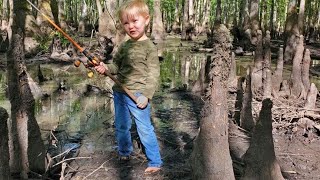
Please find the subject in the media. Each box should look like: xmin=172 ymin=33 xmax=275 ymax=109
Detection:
xmin=95 ymin=62 xmax=107 ymax=74
xmin=137 ymin=95 xmax=148 ymax=109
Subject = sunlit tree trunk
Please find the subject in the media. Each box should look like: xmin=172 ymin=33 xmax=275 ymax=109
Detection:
xmin=181 ymin=0 xmax=188 ymax=40
xmin=172 ymin=0 xmax=180 ymax=34
xmin=36 ymin=0 xmax=54 ymax=26
xmin=1 ymin=0 xmax=9 ymax=29
xmin=96 ymin=0 xmax=116 ymax=40
xmin=78 ymin=0 xmax=88 ymax=35
xmin=290 ymin=35 xmax=306 ymax=98
xmin=151 ymin=0 xmax=165 ymax=41
xmin=308 ymin=0 xmax=320 ymax=42
xmin=298 ymin=0 xmax=305 ymax=34
xmin=239 ymin=0 xmax=249 ymax=30
xmin=269 ymin=0 xmax=275 ymax=37
xmin=283 ymin=0 xmax=299 ymax=63
xmin=7 ymin=0 xmax=45 ymax=178
xmin=188 ymin=0 xmax=194 ymax=26
xmin=248 ymin=0 xmax=260 ymax=45
xmin=58 ymin=0 xmax=67 ymax=29
xmin=215 ymin=0 xmax=222 ymax=25
xmin=301 ymin=49 xmax=311 ymax=92
xmin=198 ymin=0 xmax=210 ymax=35
xmin=105 ymin=0 xmax=116 ymax=17
xmin=191 ymin=25 xmax=235 ymax=180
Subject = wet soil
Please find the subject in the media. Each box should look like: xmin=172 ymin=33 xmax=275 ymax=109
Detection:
xmin=60 ymin=91 xmax=203 ymax=180
xmin=51 ymin=89 xmax=320 ymax=180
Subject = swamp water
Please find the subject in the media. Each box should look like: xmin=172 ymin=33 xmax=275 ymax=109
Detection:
xmin=0 ymin=37 xmax=319 ymax=175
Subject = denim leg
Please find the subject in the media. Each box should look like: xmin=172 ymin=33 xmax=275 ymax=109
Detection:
xmin=114 ymin=91 xmax=133 ymax=156
xmin=127 ymin=94 xmax=163 ymax=168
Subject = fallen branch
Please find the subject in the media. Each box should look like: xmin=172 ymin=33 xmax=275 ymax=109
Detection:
xmin=82 ymin=158 xmax=112 ymax=180
xmin=53 ymin=157 xmax=92 ymax=167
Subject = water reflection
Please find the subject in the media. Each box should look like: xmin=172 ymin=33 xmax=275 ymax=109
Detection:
xmin=0 ymin=39 xmax=319 ymax=155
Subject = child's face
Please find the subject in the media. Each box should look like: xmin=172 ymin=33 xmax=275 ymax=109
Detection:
xmin=120 ymin=11 xmax=150 ymax=41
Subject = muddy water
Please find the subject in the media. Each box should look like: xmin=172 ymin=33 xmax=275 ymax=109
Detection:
xmin=0 ymin=37 xmax=319 ymax=156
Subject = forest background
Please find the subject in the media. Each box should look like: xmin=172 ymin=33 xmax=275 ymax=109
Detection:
xmin=0 ymin=0 xmax=320 ymax=179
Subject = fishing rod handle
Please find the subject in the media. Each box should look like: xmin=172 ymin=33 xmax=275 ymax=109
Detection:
xmin=82 ymin=49 xmax=138 ymax=103
xmin=103 ymin=71 xmax=138 ymax=103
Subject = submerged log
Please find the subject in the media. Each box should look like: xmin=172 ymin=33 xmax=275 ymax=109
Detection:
xmin=241 ymin=99 xmax=284 ymax=180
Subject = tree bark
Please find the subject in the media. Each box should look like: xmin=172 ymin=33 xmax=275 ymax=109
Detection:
xmin=251 ymin=30 xmax=263 ymax=93
xmin=263 ymin=31 xmax=271 ymax=99
xmin=172 ymin=0 xmax=181 ymax=34
xmin=192 ymin=56 xmax=210 ymax=95
xmin=290 ymin=35 xmax=305 ymax=98
xmin=301 ymin=49 xmax=311 ymax=92
xmin=241 ymin=99 xmax=284 ymax=180
xmin=240 ymin=67 xmax=254 ymax=132
xmin=36 ymin=0 xmax=54 ymax=27
xmin=234 ymin=77 xmax=245 ymax=125
xmin=78 ymin=0 xmax=88 ymax=35
xmin=228 ymin=52 xmax=237 ymax=91
xmin=151 ymin=0 xmax=165 ymax=41
xmin=198 ymin=0 xmax=210 ymax=35
xmin=283 ymin=0 xmax=299 ymax=63
xmin=215 ymin=0 xmax=222 ymax=25
xmin=181 ymin=0 xmax=189 ymax=40
xmin=191 ymin=24 xmax=235 ymax=180
xmin=304 ymin=83 xmax=318 ymax=110
xmin=0 ymin=107 xmax=10 ymax=179
xmin=248 ymin=0 xmax=260 ymax=45
xmin=58 ymin=0 xmax=67 ymax=29
xmin=97 ymin=0 xmax=117 ymax=40
xmin=7 ymin=0 xmax=45 ymax=177
xmin=271 ymin=47 xmax=284 ymax=96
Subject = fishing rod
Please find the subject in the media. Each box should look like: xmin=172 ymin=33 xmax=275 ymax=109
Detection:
xmin=25 ymin=0 xmax=137 ymax=103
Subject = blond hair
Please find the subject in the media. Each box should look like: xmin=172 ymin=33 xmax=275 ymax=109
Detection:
xmin=118 ymin=0 xmax=150 ymax=21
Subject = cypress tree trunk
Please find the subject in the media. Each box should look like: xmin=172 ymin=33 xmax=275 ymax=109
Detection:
xmin=240 ymin=67 xmax=254 ymax=132
xmin=271 ymin=47 xmax=284 ymax=96
xmin=290 ymin=35 xmax=305 ymax=98
xmin=301 ymin=49 xmax=311 ymax=92
xmin=191 ymin=24 xmax=235 ymax=180
xmin=0 ymin=107 xmax=10 ymax=179
xmin=241 ymin=99 xmax=284 ymax=180
xmin=7 ymin=0 xmax=45 ymax=178
xmin=151 ymin=0 xmax=165 ymax=41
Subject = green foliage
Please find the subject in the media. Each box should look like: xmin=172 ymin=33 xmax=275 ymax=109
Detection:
xmin=34 ymin=33 xmax=51 ymax=52
xmin=161 ymin=0 xmax=177 ymax=25
xmin=34 ymin=30 xmax=70 ymax=52
xmin=160 ymin=51 xmax=183 ymax=89
xmin=53 ymin=31 xmax=70 ymax=47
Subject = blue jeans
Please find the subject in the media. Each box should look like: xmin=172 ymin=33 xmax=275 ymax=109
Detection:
xmin=113 ymin=91 xmax=162 ymax=168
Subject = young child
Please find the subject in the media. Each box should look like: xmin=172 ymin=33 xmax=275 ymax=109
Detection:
xmin=94 ymin=0 xmax=162 ymax=174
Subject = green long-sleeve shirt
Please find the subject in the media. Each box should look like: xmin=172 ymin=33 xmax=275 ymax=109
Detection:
xmin=107 ymin=38 xmax=160 ymax=99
